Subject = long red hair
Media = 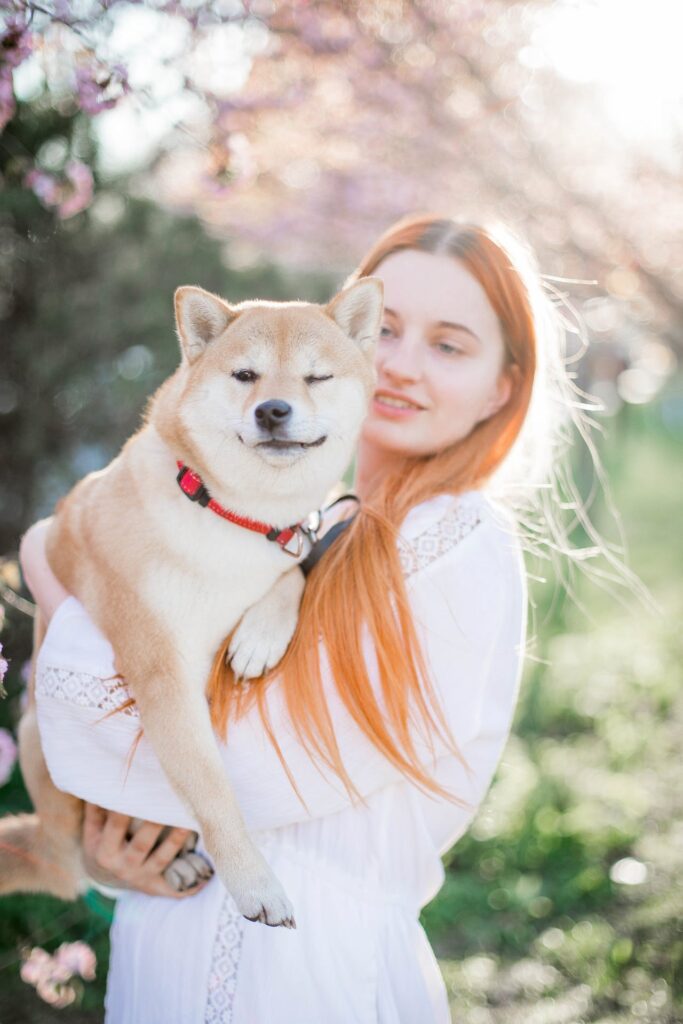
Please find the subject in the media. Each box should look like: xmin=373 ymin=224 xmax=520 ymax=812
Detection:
xmin=205 ymin=215 xmax=540 ymax=809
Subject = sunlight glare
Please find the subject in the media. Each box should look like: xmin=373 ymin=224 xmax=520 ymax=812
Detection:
xmin=533 ymin=0 xmax=683 ymax=151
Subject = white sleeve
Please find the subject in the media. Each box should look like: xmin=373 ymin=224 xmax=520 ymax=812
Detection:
xmin=39 ymin=495 xmax=527 ymax=837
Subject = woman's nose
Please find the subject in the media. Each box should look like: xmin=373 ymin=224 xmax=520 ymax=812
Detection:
xmin=379 ymin=336 xmax=423 ymax=383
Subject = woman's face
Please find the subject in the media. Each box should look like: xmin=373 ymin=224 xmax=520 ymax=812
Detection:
xmin=360 ymin=249 xmax=512 ymax=459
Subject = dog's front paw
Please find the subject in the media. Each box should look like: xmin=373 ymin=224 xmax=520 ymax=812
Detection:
xmin=164 ymin=848 xmax=214 ymax=892
xmin=217 ymin=854 xmax=296 ymax=929
xmin=227 ymin=569 xmax=305 ymax=681
xmin=228 ymin=616 xmax=294 ymax=681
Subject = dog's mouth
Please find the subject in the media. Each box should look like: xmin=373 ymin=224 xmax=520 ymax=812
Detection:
xmin=239 ymin=435 xmax=327 ymax=451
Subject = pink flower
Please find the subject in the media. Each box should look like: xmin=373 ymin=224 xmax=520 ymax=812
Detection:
xmin=24 ymin=161 xmax=94 ymax=219
xmin=54 ymin=941 xmax=97 ymax=982
xmin=0 ymin=66 xmax=15 ymax=133
xmin=20 ymin=943 xmax=93 ymax=1008
xmin=57 ymin=160 xmax=94 ymax=218
xmin=20 ymin=947 xmax=53 ymax=987
xmin=0 ymin=727 xmax=17 ymax=786
xmin=0 ymin=14 xmax=33 ymax=72
xmin=24 ymin=168 xmax=61 ymax=206
xmin=75 ymin=62 xmax=129 ymax=115
xmin=36 ymin=976 xmax=77 ymax=1008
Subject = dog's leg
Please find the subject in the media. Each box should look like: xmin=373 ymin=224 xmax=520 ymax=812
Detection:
xmin=130 ymin=665 xmax=295 ymax=927
xmin=0 ymin=609 xmax=84 ymax=899
xmin=228 ymin=567 xmax=306 ymax=681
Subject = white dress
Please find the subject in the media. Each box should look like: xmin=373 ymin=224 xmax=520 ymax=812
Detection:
xmin=34 ymin=490 xmax=527 ymax=1024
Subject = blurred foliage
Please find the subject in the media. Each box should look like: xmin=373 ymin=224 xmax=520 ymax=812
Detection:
xmin=422 ymin=406 xmax=683 ymax=1023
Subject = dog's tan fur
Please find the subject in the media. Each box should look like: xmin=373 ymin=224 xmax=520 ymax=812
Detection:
xmin=0 ymin=280 xmax=382 ymax=925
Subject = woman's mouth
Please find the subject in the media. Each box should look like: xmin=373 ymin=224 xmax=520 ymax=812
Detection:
xmin=373 ymin=391 xmax=424 ymax=418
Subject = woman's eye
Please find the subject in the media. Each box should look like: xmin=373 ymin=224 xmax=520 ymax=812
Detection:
xmin=232 ymin=369 xmax=258 ymax=383
xmin=305 ymin=374 xmax=333 ymax=385
xmin=379 ymin=325 xmax=395 ymax=339
xmin=435 ymin=341 xmax=462 ymax=355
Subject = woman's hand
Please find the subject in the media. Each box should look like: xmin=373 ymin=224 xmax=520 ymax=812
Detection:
xmin=82 ymin=803 xmax=210 ymax=899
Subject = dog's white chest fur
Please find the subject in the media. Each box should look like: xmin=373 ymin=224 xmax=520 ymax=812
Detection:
xmin=132 ymin=430 xmax=300 ymax=686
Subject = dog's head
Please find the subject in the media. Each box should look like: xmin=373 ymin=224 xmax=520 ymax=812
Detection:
xmin=153 ymin=279 xmax=382 ymax=523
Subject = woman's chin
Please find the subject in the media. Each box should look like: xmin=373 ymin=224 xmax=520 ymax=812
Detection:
xmin=360 ymin=418 xmax=422 ymax=457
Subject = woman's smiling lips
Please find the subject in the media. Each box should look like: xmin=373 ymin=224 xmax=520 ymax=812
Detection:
xmin=372 ymin=389 xmax=426 ymax=418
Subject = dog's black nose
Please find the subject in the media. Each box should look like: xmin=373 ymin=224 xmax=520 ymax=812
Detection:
xmin=254 ymin=399 xmax=293 ymax=431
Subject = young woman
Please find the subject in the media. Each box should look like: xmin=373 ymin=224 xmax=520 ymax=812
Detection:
xmin=21 ymin=215 xmax=591 ymax=1022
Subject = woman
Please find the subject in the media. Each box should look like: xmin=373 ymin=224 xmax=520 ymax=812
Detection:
xmin=22 ymin=215 xmax=583 ymax=1022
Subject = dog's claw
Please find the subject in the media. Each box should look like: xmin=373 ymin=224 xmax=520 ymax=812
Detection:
xmin=233 ymin=874 xmax=296 ymax=929
xmin=244 ymin=905 xmax=295 ymax=929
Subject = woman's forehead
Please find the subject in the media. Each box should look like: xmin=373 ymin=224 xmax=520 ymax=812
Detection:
xmin=373 ymin=249 xmax=500 ymax=339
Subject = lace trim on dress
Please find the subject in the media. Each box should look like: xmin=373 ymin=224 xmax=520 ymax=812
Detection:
xmin=35 ymin=665 xmax=140 ymax=719
xmin=204 ymin=894 xmax=246 ymax=1023
xmin=398 ymin=494 xmax=484 ymax=578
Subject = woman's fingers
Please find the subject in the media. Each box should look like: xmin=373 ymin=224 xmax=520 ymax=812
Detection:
xmin=95 ymin=810 xmax=136 ymax=869
xmin=144 ymin=827 xmax=194 ymax=874
xmin=80 ymin=805 xmax=207 ymax=898
xmin=82 ymin=802 xmax=107 ymax=851
xmin=123 ymin=821 xmax=168 ymax=866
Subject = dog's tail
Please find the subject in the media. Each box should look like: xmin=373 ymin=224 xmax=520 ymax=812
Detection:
xmin=0 ymin=812 xmax=83 ymax=900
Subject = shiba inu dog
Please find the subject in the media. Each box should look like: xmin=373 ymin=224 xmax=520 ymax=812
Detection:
xmin=0 ymin=278 xmax=382 ymax=927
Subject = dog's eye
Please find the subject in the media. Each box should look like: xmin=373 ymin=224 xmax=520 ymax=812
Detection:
xmin=305 ymin=374 xmax=333 ymax=385
xmin=232 ymin=369 xmax=259 ymax=383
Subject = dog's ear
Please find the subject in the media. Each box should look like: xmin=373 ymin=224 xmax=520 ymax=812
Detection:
xmin=174 ymin=287 xmax=239 ymax=364
xmin=326 ymin=278 xmax=384 ymax=354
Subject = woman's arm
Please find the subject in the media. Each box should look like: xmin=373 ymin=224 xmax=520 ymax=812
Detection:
xmin=19 ymin=518 xmax=70 ymax=623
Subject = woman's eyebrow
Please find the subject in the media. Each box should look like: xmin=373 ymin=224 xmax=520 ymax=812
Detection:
xmin=435 ymin=320 xmax=481 ymax=344
xmin=383 ymin=309 xmax=481 ymax=345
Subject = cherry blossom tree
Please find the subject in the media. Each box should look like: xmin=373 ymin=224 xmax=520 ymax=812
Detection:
xmin=0 ymin=2 xmax=680 ymax=346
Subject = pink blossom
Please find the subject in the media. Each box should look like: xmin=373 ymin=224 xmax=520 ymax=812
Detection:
xmin=24 ymin=162 xmax=94 ymax=219
xmin=54 ymin=941 xmax=97 ymax=981
xmin=20 ymin=947 xmax=53 ymax=987
xmin=0 ymin=727 xmax=17 ymax=786
xmin=0 ymin=14 xmax=33 ymax=71
xmin=0 ymin=66 xmax=15 ymax=133
xmin=57 ymin=161 xmax=94 ymax=219
xmin=24 ymin=168 xmax=61 ymax=206
xmin=36 ymin=976 xmax=77 ymax=1008
xmin=20 ymin=943 xmax=94 ymax=1008
xmin=75 ymin=62 xmax=129 ymax=116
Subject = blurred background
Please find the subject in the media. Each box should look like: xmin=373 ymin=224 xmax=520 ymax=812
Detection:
xmin=0 ymin=1 xmax=681 ymax=1020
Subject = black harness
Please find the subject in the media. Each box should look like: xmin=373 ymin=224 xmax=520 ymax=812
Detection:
xmin=298 ymin=494 xmax=360 ymax=578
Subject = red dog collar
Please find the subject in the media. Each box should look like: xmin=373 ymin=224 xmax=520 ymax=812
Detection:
xmin=176 ymin=461 xmax=308 ymax=556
